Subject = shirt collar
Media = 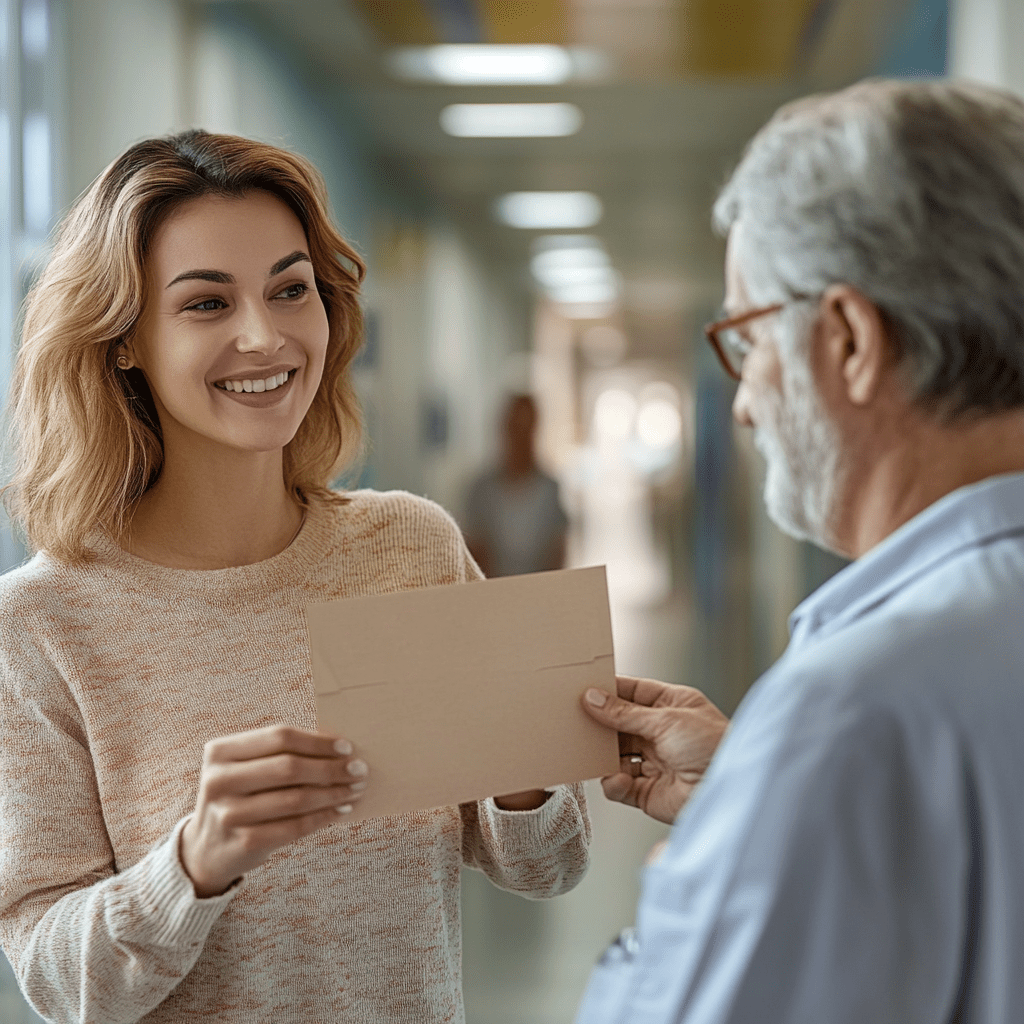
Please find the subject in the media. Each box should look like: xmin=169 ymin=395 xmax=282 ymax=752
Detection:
xmin=788 ymin=472 xmax=1024 ymax=647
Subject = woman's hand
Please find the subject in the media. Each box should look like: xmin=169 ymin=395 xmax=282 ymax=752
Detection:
xmin=180 ymin=725 xmax=369 ymax=898
xmin=582 ymin=675 xmax=728 ymax=825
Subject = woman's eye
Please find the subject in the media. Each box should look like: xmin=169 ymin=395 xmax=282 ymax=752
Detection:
xmin=275 ymin=282 xmax=309 ymax=300
xmin=185 ymin=297 xmax=227 ymax=313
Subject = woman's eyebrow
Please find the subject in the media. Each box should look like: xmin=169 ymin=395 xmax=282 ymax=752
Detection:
xmin=166 ymin=269 xmax=234 ymax=288
xmin=269 ymin=251 xmax=311 ymax=277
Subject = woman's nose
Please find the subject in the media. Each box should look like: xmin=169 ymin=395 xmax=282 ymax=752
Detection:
xmin=234 ymin=301 xmax=284 ymax=354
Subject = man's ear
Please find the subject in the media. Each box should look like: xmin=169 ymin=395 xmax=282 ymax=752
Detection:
xmin=818 ymin=285 xmax=891 ymax=407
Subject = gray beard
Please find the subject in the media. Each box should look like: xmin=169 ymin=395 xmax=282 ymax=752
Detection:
xmin=753 ymin=357 xmax=843 ymax=550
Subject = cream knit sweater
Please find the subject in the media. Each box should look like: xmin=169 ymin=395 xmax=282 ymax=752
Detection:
xmin=0 ymin=490 xmax=591 ymax=1024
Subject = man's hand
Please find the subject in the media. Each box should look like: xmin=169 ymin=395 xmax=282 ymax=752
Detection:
xmin=582 ymin=675 xmax=729 ymax=824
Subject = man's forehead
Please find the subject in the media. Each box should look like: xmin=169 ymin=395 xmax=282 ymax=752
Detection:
xmin=723 ymin=227 xmax=750 ymax=314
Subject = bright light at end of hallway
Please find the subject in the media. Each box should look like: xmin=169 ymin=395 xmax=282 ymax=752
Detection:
xmin=387 ymin=45 xmax=607 ymax=85
xmin=594 ymin=389 xmax=638 ymax=442
xmin=440 ymin=103 xmax=583 ymax=138
xmin=637 ymin=398 xmax=682 ymax=449
xmin=495 ymin=191 xmax=603 ymax=229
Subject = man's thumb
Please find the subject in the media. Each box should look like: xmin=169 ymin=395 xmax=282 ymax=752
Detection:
xmin=583 ymin=688 xmax=656 ymax=738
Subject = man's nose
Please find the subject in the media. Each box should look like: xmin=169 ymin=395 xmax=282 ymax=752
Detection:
xmin=732 ymin=379 xmax=754 ymax=428
xmin=234 ymin=301 xmax=284 ymax=354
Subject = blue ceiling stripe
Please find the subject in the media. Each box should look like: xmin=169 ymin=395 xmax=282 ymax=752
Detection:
xmin=422 ymin=0 xmax=483 ymax=44
xmin=796 ymin=0 xmax=841 ymax=59
xmin=877 ymin=0 xmax=949 ymax=77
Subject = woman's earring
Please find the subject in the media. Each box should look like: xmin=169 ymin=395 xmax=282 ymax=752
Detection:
xmin=116 ymin=353 xmax=132 ymax=370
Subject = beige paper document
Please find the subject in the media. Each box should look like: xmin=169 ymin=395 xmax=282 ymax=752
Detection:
xmin=306 ymin=565 xmax=619 ymax=821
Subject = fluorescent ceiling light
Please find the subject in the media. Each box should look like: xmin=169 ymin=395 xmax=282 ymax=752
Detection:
xmin=532 ymin=234 xmax=603 ymax=254
xmin=495 ymin=191 xmax=603 ymax=229
xmin=440 ymin=103 xmax=582 ymax=138
xmin=387 ymin=45 xmax=607 ymax=85
xmin=532 ymin=246 xmax=609 ymax=279
xmin=549 ymin=280 xmax=620 ymax=305
xmin=540 ymin=266 xmax=617 ymax=291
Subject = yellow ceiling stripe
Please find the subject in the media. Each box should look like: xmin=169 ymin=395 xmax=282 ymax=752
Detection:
xmin=676 ymin=0 xmax=823 ymax=77
xmin=351 ymin=0 xmax=439 ymax=45
xmin=474 ymin=0 xmax=569 ymax=45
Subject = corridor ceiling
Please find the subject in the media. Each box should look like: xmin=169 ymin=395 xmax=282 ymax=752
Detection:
xmin=222 ymin=0 xmax=914 ymax=354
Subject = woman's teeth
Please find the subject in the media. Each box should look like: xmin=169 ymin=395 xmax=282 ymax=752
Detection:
xmin=216 ymin=370 xmax=291 ymax=393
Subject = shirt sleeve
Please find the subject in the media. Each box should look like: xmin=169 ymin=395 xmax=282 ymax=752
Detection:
xmin=0 ymin=628 xmax=237 ymax=1024
xmin=605 ymin=666 xmax=971 ymax=1024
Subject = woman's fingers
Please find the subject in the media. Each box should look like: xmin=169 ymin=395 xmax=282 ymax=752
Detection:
xmin=217 ymin=781 xmax=366 ymax=828
xmin=244 ymin=805 xmax=350 ymax=853
xmin=204 ymin=724 xmax=353 ymax=764
xmin=205 ymin=751 xmax=369 ymax=798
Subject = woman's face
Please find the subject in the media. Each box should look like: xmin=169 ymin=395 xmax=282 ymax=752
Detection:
xmin=132 ymin=190 xmax=329 ymax=460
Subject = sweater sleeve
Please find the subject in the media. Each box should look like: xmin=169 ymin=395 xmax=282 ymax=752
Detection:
xmin=460 ymin=784 xmax=592 ymax=898
xmin=0 ymin=626 xmax=237 ymax=1024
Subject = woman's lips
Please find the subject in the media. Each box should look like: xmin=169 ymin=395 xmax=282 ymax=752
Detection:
xmin=212 ymin=369 xmax=297 ymax=406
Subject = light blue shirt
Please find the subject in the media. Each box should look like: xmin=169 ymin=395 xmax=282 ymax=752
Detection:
xmin=578 ymin=472 xmax=1024 ymax=1024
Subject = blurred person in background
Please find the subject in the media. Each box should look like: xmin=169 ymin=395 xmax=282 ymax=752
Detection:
xmin=577 ymin=78 xmax=1024 ymax=1023
xmin=0 ymin=130 xmax=590 ymax=1024
xmin=463 ymin=392 xmax=567 ymax=578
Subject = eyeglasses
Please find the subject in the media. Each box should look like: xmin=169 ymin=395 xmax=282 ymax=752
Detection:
xmin=704 ymin=302 xmax=784 ymax=381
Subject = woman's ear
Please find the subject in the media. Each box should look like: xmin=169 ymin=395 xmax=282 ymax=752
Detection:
xmin=819 ymin=285 xmax=891 ymax=407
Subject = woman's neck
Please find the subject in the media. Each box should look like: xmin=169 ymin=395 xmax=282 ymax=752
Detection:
xmin=122 ymin=444 xmax=305 ymax=569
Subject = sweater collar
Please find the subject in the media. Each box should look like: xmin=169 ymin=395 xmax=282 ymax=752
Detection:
xmin=84 ymin=493 xmax=340 ymax=603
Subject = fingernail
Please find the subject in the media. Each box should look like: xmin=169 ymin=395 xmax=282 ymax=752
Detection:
xmin=585 ymin=689 xmax=608 ymax=707
xmin=350 ymin=780 xmax=368 ymax=792
xmin=336 ymin=804 xmax=353 ymax=814
xmin=348 ymin=759 xmax=369 ymax=778
xmin=334 ymin=739 xmax=353 ymax=756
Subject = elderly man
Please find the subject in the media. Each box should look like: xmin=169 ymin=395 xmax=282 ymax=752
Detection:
xmin=578 ymin=78 xmax=1024 ymax=1023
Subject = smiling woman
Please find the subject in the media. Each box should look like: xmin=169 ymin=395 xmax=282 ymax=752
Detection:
xmin=5 ymin=132 xmax=364 ymax=564
xmin=0 ymin=131 xmax=590 ymax=1024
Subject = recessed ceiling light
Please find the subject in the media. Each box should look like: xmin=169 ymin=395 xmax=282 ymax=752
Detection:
xmin=532 ymin=234 xmax=604 ymax=254
xmin=440 ymin=103 xmax=582 ymax=138
xmin=386 ymin=45 xmax=607 ymax=85
xmin=532 ymin=246 xmax=610 ymax=278
xmin=548 ymin=280 xmax=620 ymax=306
xmin=495 ymin=191 xmax=603 ymax=229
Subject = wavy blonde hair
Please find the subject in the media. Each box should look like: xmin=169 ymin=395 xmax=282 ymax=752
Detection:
xmin=3 ymin=129 xmax=366 ymax=563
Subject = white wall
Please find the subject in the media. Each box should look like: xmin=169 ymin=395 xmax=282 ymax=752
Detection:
xmin=64 ymin=0 xmax=190 ymax=202
xmin=63 ymin=0 xmax=375 ymax=246
xmin=950 ymin=0 xmax=1024 ymax=93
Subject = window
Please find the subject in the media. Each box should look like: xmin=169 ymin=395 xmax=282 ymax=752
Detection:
xmin=0 ymin=0 xmax=57 ymax=577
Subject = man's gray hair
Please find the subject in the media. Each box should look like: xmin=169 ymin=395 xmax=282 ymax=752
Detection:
xmin=714 ymin=79 xmax=1024 ymax=418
